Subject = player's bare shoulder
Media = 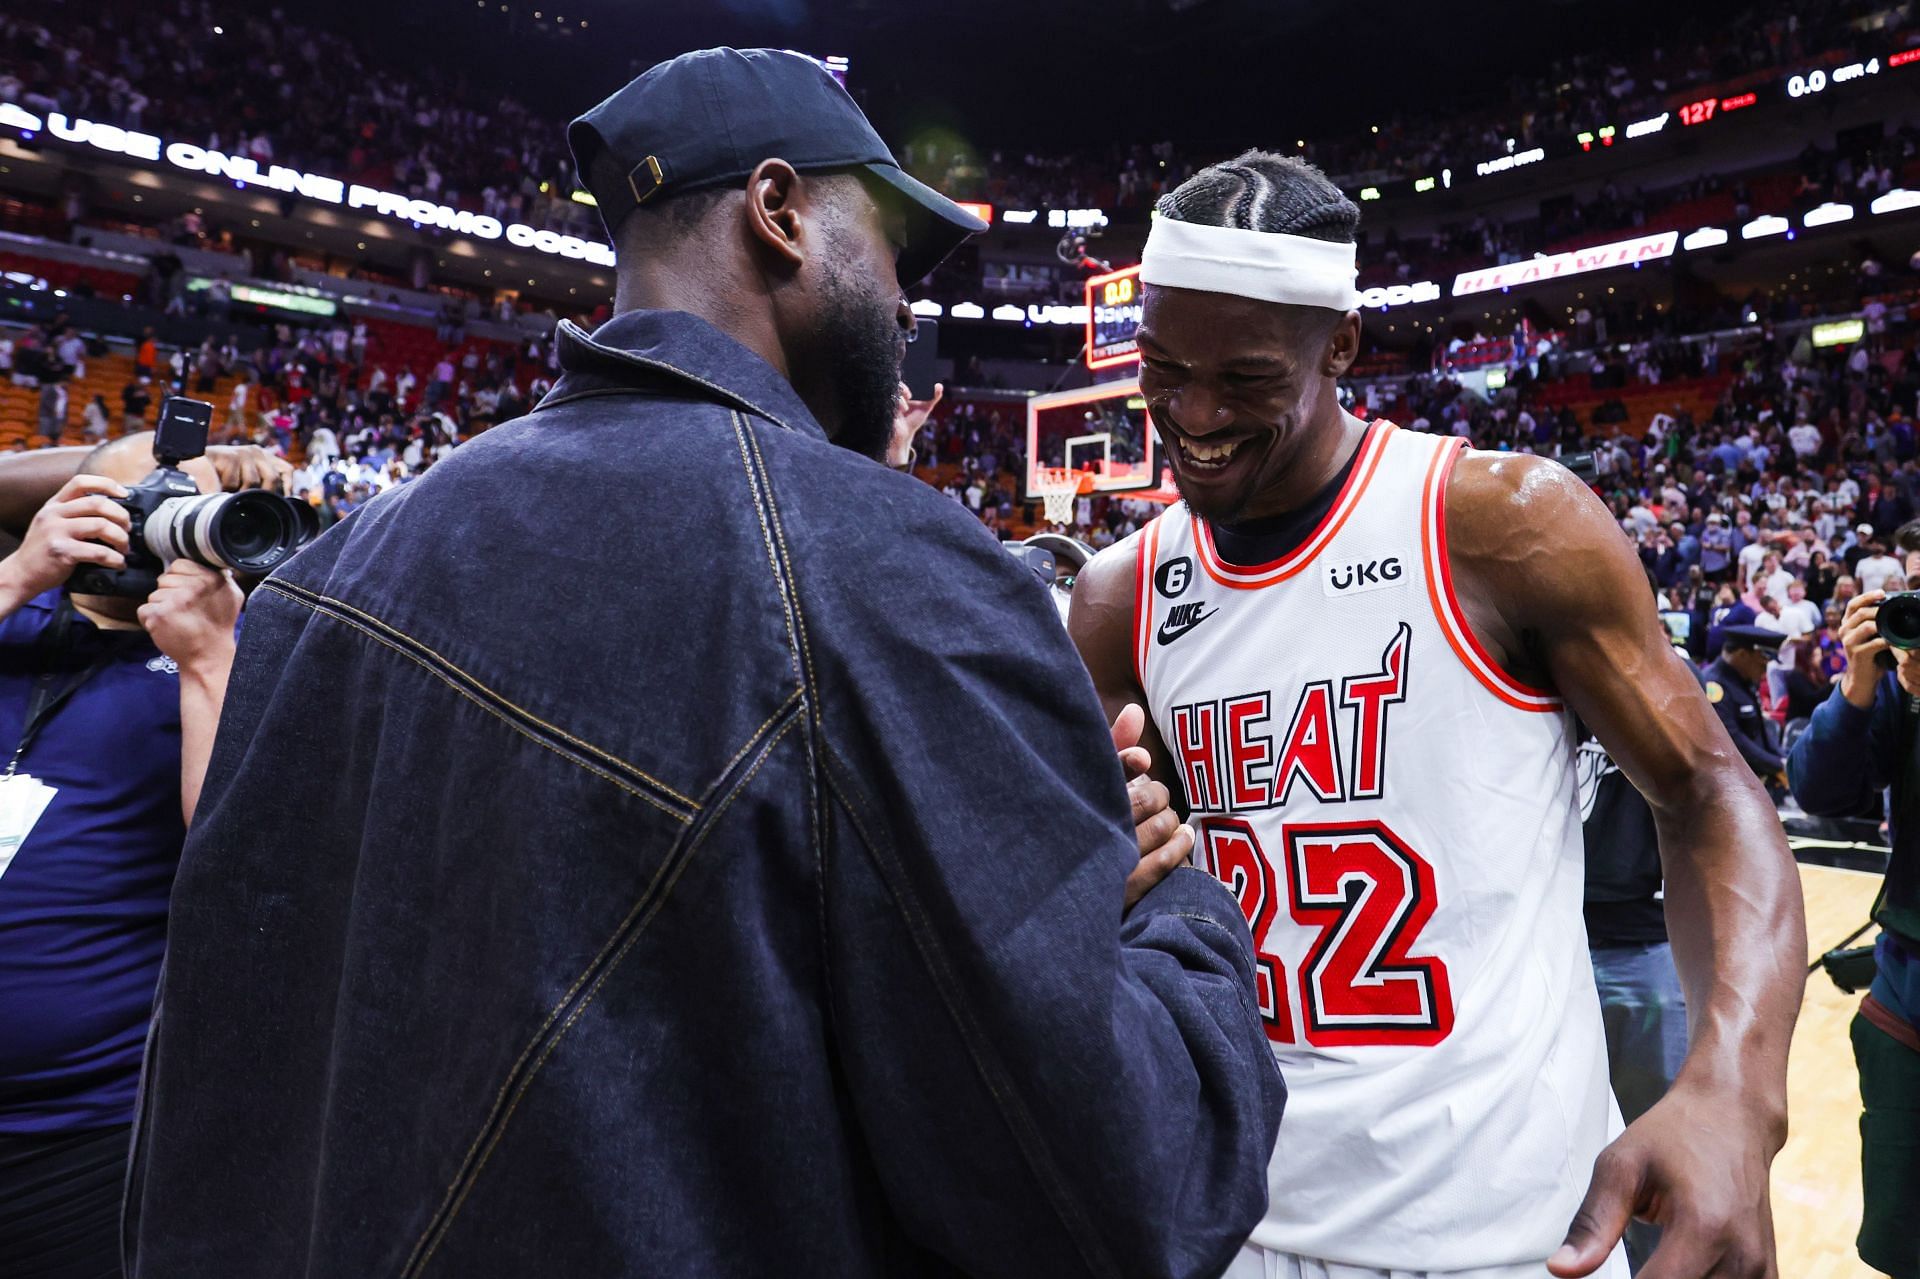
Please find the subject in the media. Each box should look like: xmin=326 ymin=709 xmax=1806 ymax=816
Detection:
xmin=1440 ymin=449 xmax=1639 ymax=679
xmin=1446 ymin=450 xmax=1618 ymax=560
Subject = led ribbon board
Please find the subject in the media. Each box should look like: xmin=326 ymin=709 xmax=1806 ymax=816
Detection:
xmin=1451 ymin=231 xmax=1678 ymax=297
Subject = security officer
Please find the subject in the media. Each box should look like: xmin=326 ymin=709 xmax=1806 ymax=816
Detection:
xmin=1704 ymin=624 xmax=1788 ymax=782
xmin=127 ymin=48 xmax=1284 ymax=1279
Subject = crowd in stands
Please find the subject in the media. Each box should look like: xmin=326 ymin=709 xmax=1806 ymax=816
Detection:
xmin=4 ymin=0 xmax=1913 ymax=323
xmin=0 ymin=0 xmax=599 ymax=244
xmin=3 ymin=296 xmax=562 ymax=524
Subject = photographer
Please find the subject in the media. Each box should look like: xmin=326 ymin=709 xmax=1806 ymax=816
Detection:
xmin=1786 ymin=578 xmax=1920 ymax=1279
xmin=0 ymin=434 xmax=244 ymax=1279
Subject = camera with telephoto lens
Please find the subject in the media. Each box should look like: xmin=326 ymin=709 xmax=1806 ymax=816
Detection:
xmin=66 ymin=396 xmax=318 ymax=598
xmin=1877 ymin=591 xmax=1920 ymax=651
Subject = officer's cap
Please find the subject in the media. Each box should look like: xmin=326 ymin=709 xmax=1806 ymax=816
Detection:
xmin=1722 ymin=625 xmax=1787 ymax=652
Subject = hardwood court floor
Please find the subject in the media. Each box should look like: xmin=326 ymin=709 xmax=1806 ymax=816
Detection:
xmin=1773 ymin=862 xmax=1885 ymax=1279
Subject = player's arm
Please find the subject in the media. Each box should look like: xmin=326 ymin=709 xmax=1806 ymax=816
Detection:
xmin=1069 ymin=539 xmax=1187 ymax=811
xmin=1447 ymin=454 xmax=1801 ymax=1279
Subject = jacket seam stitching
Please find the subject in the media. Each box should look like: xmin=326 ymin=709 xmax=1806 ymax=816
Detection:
xmin=261 ymin=582 xmax=694 ymax=822
xmin=738 ymin=416 xmax=820 ymax=703
xmin=263 ymin=579 xmax=698 ymax=811
xmin=819 ymin=740 xmax=1121 ymax=1275
xmin=729 ymin=413 xmax=807 ymax=690
xmin=404 ymin=712 xmax=801 ymax=1277
xmin=1163 ymin=911 xmax=1237 ymax=935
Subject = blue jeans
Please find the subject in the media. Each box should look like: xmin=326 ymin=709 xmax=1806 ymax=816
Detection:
xmin=1591 ymin=941 xmax=1689 ymax=1274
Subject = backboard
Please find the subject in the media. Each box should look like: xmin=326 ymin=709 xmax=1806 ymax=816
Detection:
xmin=1024 ymin=377 xmax=1157 ymax=498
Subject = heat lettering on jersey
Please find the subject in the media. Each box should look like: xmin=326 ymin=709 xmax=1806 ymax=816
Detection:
xmin=1172 ymin=623 xmax=1412 ymax=814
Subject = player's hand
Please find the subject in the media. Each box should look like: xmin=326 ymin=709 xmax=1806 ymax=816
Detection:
xmin=0 ymin=474 xmax=132 ymax=599
xmin=139 ymin=561 xmax=241 ymax=676
xmin=1110 ymin=703 xmax=1195 ymax=908
xmin=1549 ymin=1079 xmax=1780 ymax=1279
xmin=205 ymin=444 xmax=293 ymax=494
xmin=1837 ymin=590 xmax=1887 ymax=708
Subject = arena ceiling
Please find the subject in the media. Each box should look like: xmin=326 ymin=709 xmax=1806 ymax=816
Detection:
xmin=328 ymin=0 xmax=1759 ymax=155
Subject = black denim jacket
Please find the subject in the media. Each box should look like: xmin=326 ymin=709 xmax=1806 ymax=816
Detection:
xmin=126 ymin=309 xmax=1284 ymax=1279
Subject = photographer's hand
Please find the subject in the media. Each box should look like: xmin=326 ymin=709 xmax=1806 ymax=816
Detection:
xmin=0 ymin=474 xmax=132 ymax=615
xmin=205 ymin=444 xmax=293 ymax=494
xmin=139 ymin=561 xmax=242 ymax=823
xmin=1837 ymin=590 xmax=1887 ymax=709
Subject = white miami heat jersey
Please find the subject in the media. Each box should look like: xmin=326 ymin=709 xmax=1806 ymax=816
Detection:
xmin=1126 ymin=421 xmax=1620 ymax=1270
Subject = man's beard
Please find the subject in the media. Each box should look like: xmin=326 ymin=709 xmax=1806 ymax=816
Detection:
xmin=812 ymin=264 xmax=904 ymax=463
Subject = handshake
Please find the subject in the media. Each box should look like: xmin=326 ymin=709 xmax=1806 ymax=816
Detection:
xmin=1109 ymin=702 xmax=1197 ymax=907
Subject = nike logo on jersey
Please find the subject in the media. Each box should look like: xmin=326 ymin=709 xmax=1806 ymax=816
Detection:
xmin=1322 ymin=556 xmax=1406 ymax=597
xmin=1157 ymin=602 xmax=1219 ymax=645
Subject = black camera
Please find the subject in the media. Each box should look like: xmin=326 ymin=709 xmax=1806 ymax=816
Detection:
xmin=67 ymin=397 xmax=319 ymax=598
xmin=1877 ymin=591 xmax=1920 ymax=650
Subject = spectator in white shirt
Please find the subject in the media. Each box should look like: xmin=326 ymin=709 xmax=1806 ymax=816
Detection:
xmin=1788 ymin=420 xmax=1821 ymax=460
xmin=1761 ymin=552 xmax=1795 ymax=607
xmin=1778 ymin=580 xmax=1821 ymax=638
xmin=1856 ymin=540 xmax=1905 ymax=594
xmin=1737 ymin=534 xmax=1772 ymax=594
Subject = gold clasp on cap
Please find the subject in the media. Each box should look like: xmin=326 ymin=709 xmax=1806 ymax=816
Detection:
xmin=628 ymin=155 xmax=667 ymax=205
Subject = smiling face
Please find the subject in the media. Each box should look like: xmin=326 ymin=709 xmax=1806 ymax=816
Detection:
xmin=1134 ymin=284 xmax=1359 ymax=524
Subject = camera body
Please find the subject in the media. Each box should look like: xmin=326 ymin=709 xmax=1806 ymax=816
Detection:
xmin=67 ymin=396 xmax=318 ymax=598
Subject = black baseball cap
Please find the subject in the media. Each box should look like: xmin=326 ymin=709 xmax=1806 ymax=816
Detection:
xmin=569 ymin=48 xmax=987 ymax=286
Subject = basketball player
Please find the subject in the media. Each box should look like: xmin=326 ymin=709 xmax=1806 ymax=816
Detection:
xmin=1070 ymin=152 xmax=1804 ymax=1279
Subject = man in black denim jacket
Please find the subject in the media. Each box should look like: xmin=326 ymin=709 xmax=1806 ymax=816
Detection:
xmin=126 ymin=49 xmax=1284 ymax=1279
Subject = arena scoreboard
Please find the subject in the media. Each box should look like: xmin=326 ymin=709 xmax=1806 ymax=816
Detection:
xmin=1085 ymin=265 xmax=1143 ymax=370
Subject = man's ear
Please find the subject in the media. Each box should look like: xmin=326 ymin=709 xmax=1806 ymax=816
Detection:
xmin=744 ymin=158 xmax=807 ymax=271
xmin=1323 ymin=309 xmax=1362 ymax=379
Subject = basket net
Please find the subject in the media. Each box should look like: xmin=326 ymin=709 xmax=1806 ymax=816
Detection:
xmin=1033 ymin=467 xmax=1088 ymax=525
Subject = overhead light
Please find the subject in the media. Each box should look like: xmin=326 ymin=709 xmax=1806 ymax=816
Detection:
xmin=990 ymin=304 xmax=1024 ymax=322
xmin=909 ymin=299 xmax=944 ymax=317
xmin=570 ymin=189 xmax=597 ymax=206
xmin=949 ymin=301 xmax=985 ymax=320
xmin=1871 ymin=189 xmax=1920 ymax=214
xmin=1740 ymin=214 xmax=1789 ymax=239
xmin=1681 ymin=227 xmax=1729 ymax=251
xmin=1804 ymin=201 xmax=1855 ymax=227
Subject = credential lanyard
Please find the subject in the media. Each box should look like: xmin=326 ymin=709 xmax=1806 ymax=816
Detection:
xmin=5 ymin=598 xmax=116 ymax=779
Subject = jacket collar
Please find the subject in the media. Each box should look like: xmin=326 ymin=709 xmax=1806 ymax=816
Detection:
xmin=548 ymin=309 xmax=827 ymax=443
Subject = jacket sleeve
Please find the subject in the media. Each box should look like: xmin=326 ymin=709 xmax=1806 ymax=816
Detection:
xmin=1787 ymin=678 xmax=1901 ymax=815
xmin=802 ymin=488 xmax=1283 ymax=1279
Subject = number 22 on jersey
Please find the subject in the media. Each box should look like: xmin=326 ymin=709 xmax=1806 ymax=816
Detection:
xmin=1198 ymin=817 xmax=1455 ymax=1049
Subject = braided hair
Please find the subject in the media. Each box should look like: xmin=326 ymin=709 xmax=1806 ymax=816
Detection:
xmin=1155 ymin=149 xmax=1360 ymax=244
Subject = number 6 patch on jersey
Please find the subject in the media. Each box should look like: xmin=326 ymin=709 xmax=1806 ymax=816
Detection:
xmin=1198 ymin=816 xmax=1454 ymax=1049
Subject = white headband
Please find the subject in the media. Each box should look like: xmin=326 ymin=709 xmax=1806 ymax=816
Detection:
xmin=1139 ymin=216 xmax=1361 ymax=312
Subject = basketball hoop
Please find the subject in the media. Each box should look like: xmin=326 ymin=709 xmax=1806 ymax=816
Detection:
xmin=1034 ymin=466 xmax=1090 ymax=525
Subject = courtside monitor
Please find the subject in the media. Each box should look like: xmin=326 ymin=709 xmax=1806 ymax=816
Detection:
xmin=1024 ymin=378 xmax=1157 ymax=502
